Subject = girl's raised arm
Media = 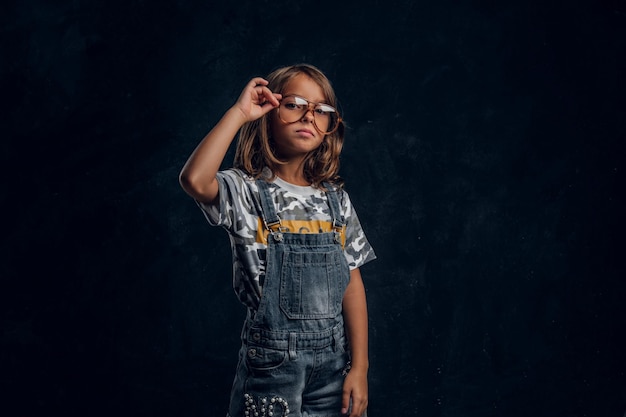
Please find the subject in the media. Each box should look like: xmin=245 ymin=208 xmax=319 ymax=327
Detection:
xmin=179 ymin=77 xmax=281 ymax=204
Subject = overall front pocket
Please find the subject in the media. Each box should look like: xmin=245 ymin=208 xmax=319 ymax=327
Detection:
xmin=279 ymin=249 xmax=347 ymax=319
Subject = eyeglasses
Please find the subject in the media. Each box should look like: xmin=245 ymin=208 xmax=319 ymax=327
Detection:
xmin=277 ymin=95 xmax=342 ymax=135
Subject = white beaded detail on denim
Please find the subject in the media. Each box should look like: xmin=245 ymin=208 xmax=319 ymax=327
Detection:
xmin=244 ymin=393 xmax=290 ymax=417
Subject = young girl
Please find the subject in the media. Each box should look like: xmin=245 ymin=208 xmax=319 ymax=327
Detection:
xmin=179 ymin=64 xmax=376 ymax=417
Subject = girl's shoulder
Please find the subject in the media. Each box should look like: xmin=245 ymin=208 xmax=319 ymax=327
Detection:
xmin=222 ymin=167 xmax=275 ymax=184
xmin=219 ymin=168 xmax=265 ymax=193
xmin=217 ymin=168 xmax=263 ymax=207
xmin=221 ymin=167 xmax=256 ymax=182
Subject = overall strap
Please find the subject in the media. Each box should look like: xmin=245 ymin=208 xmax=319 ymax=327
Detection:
xmin=255 ymin=179 xmax=282 ymax=232
xmin=322 ymin=182 xmax=345 ymax=232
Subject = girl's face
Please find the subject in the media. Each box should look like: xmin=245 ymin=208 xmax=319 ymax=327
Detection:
xmin=270 ymin=74 xmax=328 ymax=160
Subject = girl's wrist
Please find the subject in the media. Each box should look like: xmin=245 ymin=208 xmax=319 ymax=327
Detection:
xmin=349 ymin=359 xmax=369 ymax=373
xmin=225 ymin=106 xmax=250 ymax=127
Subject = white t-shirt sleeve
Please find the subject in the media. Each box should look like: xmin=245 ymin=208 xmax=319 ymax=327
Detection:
xmin=197 ymin=170 xmax=257 ymax=234
xmin=341 ymin=190 xmax=377 ymax=269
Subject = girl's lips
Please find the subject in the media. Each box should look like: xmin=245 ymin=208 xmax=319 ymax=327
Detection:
xmin=296 ymin=129 xmax=315 ymax=137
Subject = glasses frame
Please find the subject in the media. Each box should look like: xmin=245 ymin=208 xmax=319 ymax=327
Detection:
xmin=276 ymin=95 xmax=342 ymax=135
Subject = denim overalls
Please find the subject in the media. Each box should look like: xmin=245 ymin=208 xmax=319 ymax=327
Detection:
xmin=227 ymin=180 xmax=351 ymax=417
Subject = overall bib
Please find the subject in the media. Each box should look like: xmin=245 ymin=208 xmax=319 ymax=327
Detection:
xmin=227 ymin=180 xmax=351 ymax=417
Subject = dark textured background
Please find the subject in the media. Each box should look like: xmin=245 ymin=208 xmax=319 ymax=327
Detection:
xmin=2 ymin=0 xmax=625 ymax=416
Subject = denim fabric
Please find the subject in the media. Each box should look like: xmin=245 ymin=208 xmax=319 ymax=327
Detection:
xmin=227 ymin=180 xmax=351 ymax=417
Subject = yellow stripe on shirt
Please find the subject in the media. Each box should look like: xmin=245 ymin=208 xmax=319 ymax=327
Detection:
xmin=256 ymin=218 xmax=346 ymax=248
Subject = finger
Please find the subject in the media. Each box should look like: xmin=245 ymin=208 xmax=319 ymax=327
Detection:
xmin=347 ymin=391 xmax=367 ymax=417
xmin=245 ymin=78 xmax=269 ymax=100
xmin=236 ymin=78 xmax=269 ymax=106
xmin=257 ymin=87 xmax=280 ymax=107
xmin=341 ymin=390 xmax=350 ymax=415
xmin=350 ymin=398 xmax=368 ymax=417
xmin=247 ymin=77 xmax=268 ymax=88
xmin=262 ymin=88 xmax=281 ymax=106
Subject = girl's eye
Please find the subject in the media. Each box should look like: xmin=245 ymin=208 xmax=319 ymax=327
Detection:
xmin=315 ymin=105 xmax=335 ymax=115
xmin=284 ymin=102 xmax=299 ymax=110
xmin=283 ymin=96 xmax=308 ymax=110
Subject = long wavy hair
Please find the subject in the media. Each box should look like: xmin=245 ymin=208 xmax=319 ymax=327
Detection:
xmin=234 ymin=64 xmax=345 ymax=188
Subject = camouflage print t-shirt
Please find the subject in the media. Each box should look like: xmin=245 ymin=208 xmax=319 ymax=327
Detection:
xmin=198 ymin=168 xmax=376 ymax=312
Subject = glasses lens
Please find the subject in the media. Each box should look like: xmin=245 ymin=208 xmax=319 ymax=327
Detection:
xmin=279 ymin=96 xmax=339 ymax=134
xmin=279 ymin=97 xmax=309 ymax=123
xmin=315 ymin=106 xmax=338 ymax=134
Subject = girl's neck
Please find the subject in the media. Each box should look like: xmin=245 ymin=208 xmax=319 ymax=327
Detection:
xmin=274 ymin=162 xmax=309 ymax=186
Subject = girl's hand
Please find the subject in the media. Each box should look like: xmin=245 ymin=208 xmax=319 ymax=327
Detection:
xmin=233 ymin=77 xmax=282 ymax=122
xmin=342 ymin=368 xmax=368 ymax=417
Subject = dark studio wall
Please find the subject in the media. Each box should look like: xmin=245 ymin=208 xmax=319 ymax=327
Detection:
xmin=2 ymin=0 xmax=625 ymax=416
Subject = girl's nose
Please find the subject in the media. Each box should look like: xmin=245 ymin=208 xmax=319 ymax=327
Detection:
xmin=301 ymin=109 xmax=315 ymax=122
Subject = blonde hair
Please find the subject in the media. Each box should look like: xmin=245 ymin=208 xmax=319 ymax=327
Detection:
xmin=234 ymin=63 xmax=345 ymax=188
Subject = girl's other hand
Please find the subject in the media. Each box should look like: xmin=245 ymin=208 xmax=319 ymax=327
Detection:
xmin=342 ymin=369 xmax=368 ymax=417
xmin=234 ymin=77 xmax=282 ymax=122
